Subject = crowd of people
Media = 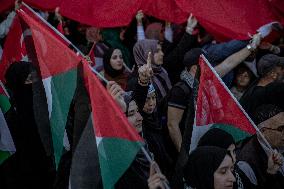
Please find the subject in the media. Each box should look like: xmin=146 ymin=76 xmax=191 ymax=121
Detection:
xmin=0 ymin=1 xmax=284 ymax=189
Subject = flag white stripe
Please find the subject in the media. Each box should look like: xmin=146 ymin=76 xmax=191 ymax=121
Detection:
xmin=42 ymin=77 xmax=52 ymax=119
xmin=189 ymin=124 xmax=212 ymax=153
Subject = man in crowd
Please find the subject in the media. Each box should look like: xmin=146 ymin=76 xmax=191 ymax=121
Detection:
xmin=240 ymin=54 xmax=284 ymax=116
xmin=237 ymin=104 xmax=284 ymax=189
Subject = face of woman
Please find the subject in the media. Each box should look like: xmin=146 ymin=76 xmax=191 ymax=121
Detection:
xmin=127 ymin=101 xmax=143 ymax=133
xmin=214 ymin=155 xmax=236 ymax=189
xmin=110 ymin=49 xmax=124 ymax=71
xmin=236 ymin=71 xmax=250 ymax=88
xmin=143 ymin=92 xmax=157 ymax=114
xmin=153 ymin=44 xmax=164 ymax=65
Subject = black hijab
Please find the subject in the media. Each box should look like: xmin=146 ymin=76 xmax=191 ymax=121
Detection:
xmin=5 ymin=61 xmax=31 ymax=91
xmin=103 ymin=48 xmax=124 ymax=78
xmin=4 ymin=61 xmax=54 ymax=188
xmin=198 ymin=128 xmax=235 ymax=149
xmin=5 ymin=61 xmax=33 ymax=113
xmin=184 ymin=146 xmax=229 ymax=189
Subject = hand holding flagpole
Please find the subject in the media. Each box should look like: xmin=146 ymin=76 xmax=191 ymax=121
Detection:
xmin=140 ymin=53 xmax=170 ymax=188
xmin=20 ymin=3 xmax=171 ymax=183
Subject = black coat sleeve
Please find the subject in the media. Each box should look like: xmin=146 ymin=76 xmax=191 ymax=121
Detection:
xmin=163 ymin=33 xmax=197 ymax=84
xmin=133 ymin=81 xmax=149 ymax=113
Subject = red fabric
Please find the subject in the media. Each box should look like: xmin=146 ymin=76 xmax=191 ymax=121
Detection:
xmin=176 ymin=0 xmax=281 ymax=41
xmin=0 ymin=0 xmax=59 ymax=14
xmin=57 ymin=0 xmax=283 ymax=40
xmin=23 ymin=0 xmax=60 ymax=11
xmin=0 ymin=83 xmax=5 ymax=95
xmin=59 ymin=0 xmax=187 ymax=27
xmin=196 ymin=56 xmax=256 ymax=135
xmin=17 ymin=9 xmax=81 ymax=79
xmin=59 ymin=0 xmax=142 ymax=27
xmin=56 ymin=22 xmax=64 ymax=34
xmin=141 ymin=0 xmax=188 ymax=24
xmin=269 ymin=0 xmax=284 ymax=24
xmin=1 ymin=0 xmax=283 ymax=42
xmin=0 ymin=0 xmax=14 ymax=14
xmin=88 ymin=43 xmax=96 ymax=67
xmin=19 ymin=6 xmax=68 ymax=44
xmin=0 ymin=15 xmax=26 ymax=82
xmin=82 ymin=60 xmax=143 ymax=142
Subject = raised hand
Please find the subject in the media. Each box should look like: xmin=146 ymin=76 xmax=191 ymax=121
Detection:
xmin=138 ymin=52 xmax=153 ymax=86
xmin=186 ymin=13 xmax=198 ymax=34
xmin=136 ymin=10 xmax=144 ymax=25
xmin=250 ymin=33 xmax=262 ymax=50
xmin=55 ymin=7 xmax=63 ymax=23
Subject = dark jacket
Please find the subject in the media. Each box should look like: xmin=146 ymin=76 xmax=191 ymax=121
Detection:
xmin=237 ymin=136 xmax=284 ymax=189
xmin=133 ymin=82 xmax=174 ymax=179
xmin=167 ymin=81 xmax=195 ymax=189
xmin=163 ymin=33 xmax=197 ymax=85
xmin=240 ymin=81 xmax=284 ymax=117
xmin=0 ymin=83 xmax=55 ymax=189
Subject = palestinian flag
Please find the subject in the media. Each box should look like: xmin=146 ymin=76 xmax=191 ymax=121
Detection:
xmin=0 ymin=82 xmax=15 ymax=165
xmin=70 ymin=115 xmax=102 ymax=188
xmin=15 ymin=8 xmax=81 ymax=167
xmin=88 ymin=42 xmax=96 ymax=67
xmin=0 ymin=81 xmax=11 ymax=114
xmin=0 ymin=109 xmax=16 ymax=165
xmin=190 ymin=55 xmax=257 ymax=150
xmin=0 ymin=14 xmax=29 ymax=82
xmin=80 ymin=61 xmax=144 ymax=189
xmin=0 ymin=6 xmax=69 ymax=83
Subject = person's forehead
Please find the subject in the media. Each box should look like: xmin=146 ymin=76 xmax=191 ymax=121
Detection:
xmin=259 ymin=112 xmax=284 ymax=129
xmin=112 ymin=49 xmax=122 ymax=55
xmin=147 ymin=92 xmax=156 ymax=98
xmin=227 ymin=144 xmax=236 ymax=150
xmin=218 ymin=155 xmax=233 ymax=169
xmin=239 ymin=71 xmax=249 ymax=76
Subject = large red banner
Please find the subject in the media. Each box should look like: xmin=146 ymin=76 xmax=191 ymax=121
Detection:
xmin=0 ymin=0 xmax=283 ymax=41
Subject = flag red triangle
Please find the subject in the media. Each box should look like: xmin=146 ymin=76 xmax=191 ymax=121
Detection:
xmin=196 ymin=55 xmax=256 ymax=135
xmin=0 ymin=15 xmax=27 ymax=82
xmin=17 ymin=9 xmax=81 ymax=79
xmin=82 ymin=60 xmax=143 ymax=142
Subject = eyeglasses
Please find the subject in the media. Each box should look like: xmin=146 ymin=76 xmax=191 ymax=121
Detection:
xmin=263 ymin=125 xmax=284 ymax=133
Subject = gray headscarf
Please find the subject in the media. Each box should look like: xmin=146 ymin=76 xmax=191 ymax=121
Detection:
xmin=133 ymin=39 xmax=172 ymax=99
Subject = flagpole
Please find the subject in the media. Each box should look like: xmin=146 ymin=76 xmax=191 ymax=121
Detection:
xmin=21 ymin=2 xmax=109 ymax=84
xmin=22 ymin=2 xmax=71 ymax=47
xmin=87 ymin=42 xmax=96 ymax=56
xmin=0 ymin=81 xmax=10 ymax=98
xmin=20 ymin=3 xmax=173 ymax=184
xmin=141 ymin=146 xmax=171 ymax=189
xmin=89 ymin=65 xmax=109 ymax=84
xmin=200 ymin=54 xmax=273 ymax=150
